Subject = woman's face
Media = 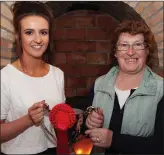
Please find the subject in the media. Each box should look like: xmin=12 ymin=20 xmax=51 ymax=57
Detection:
xmin=115 ymin=33 xmax=149 ymax=75
xmin=20 ymin=15 xmax=49 ymax=59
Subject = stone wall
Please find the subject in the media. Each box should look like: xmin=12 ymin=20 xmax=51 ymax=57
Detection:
xmin=1 ymin=2 xmax=15 ymax=67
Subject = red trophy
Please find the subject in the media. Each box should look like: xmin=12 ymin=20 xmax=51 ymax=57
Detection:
xmin=49 ymin=103 xmax=76 ymax=155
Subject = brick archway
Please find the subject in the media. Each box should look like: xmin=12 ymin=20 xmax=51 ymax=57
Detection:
xmin=46 ymin=1 xmax=142 ymax=20
xmin=46 ymin=1 xmax=159 ymax=98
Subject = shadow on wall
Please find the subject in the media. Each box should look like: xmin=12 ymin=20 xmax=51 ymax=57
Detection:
xmin=66 ymin=96 xmax=92 ymax=111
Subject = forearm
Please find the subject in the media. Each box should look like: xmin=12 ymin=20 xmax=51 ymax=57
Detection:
xmin=1 ymin=114 xmax=33 ymax=143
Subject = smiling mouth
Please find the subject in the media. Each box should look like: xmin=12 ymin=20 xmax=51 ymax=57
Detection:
xmin=125 ymin=58 xmax=138 ymax=63
xmin=31 ymin=45 xmax=43 ymax=49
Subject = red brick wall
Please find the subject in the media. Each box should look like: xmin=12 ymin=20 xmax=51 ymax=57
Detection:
xmin=54 ymin=10 xmax=118 ymax=97
xmin=1 ymin=2 xmax=163 ymax=95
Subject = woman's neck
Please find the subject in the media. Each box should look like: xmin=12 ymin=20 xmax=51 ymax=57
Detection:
xmin=14 ymin=56 xmax=49 ymax=77
xmin=115 ymin=69 xmax=145 ymax=90
xmin=20 ymin=56 xmax=44 ymax=73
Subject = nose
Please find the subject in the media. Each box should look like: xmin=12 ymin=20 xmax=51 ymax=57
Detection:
xmin=34 ymin=34 xmax=42 ymax=44
xmin=126 ymin=46 xmax=136 ymax=56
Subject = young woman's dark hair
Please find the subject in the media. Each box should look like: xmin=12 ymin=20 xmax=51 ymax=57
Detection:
xmin=110 ymin=20 xmax=158 ymax=70
xmin=11 ymin=1 xmax=54 ymax=65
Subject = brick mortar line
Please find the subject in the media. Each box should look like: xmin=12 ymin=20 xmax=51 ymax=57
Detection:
xmin=56 ymin=27 xmax=110 ymax=30
xmin=1 ymin=56 xmax=13 ymax=59
xmin=152 ymin=21 xmax=163 ymax=30
xmin=158 ymin=49 xmax=164 ymax=54
xmin=1 ymin=47 xmax=14 ymax=52
xmin=1 ymin=37 xmax=14 ymax=43
xmin=1 ymin=26 xmax=14 ymax=35
xmin=1 ymin=57 xmax=17 ymax=62
xmin=57 ymin=64 xmax=109 ymax=66
xmin=157 ymin=40 xmax=164 ymax=45
xmin=1 ymin=56 xmax=13 ymax=60
xmin=1 ymin=57 xmax=33 ymax=69
xmin=1 ymin=37 xmax=14 ymax=44
xmin=139 ymin=2 xmax=153 ymax=15
xmin=145 ymin=7 xmax=163 ymax=21
xmin=1 ymin=34 xmax=14 ymax=42
xmin=55 ymin=39 xmax=111 ymax=41
xmin=154 ymin=30 xmax=164 ymax=35
xmin=158 ymin=49 xmax=164 ymax=53
xmin=55 ymin=40 xmax=111 ymax=43
xmin=132 ymin=1 xmax=140 ymax=10
xmin=2 ymin=2 xmax=13 ymax=10
xmin=55 ymin=48 xmax=110 ymax=52
xmin=155 ymin=35 xmax=163 ymax=43
xmin=125 ymin=2 xmax=138 ymax=10
xmin=1 ymin=12 xmax=13 ymax=24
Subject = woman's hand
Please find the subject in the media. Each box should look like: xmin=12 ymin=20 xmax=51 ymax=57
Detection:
xmin=85 ymin=108 xmax=104 ymax=129
xmin=85 ymin=128 xmax=113 ymax=148
xmin=28 ymin=100 xmax=45 ymax=126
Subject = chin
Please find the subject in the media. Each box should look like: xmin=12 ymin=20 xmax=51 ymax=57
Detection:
xmin=127 ymin=70 xmax=140 ymax=75
xmin=31 ymin=51 xmax=45 ymax=58
xmin=125 ymin=67 xmax=143 ymax=74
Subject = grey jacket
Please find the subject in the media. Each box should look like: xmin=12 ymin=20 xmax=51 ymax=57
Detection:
xmin=93 ymin=66 xmax=163 ymax=137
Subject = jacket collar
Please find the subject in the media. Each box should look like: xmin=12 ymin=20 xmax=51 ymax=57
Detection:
xmin=96 ymin=66 xmax=157 ymax=98
xmin=96 ymin=66 xmax=119 ymax=99
xmin=130 ymin=66 xmax=157 ymax=98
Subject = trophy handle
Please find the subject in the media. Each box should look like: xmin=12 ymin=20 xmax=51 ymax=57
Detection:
xmin=41 ymin=122 xmax=57 ymax=141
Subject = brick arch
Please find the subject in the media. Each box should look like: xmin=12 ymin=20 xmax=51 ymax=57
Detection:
xmin=47 ymin=1 xmax=161 ymax=66
xmin=46 ymin=1 xmax=162 ymax=70
xmin=47 ymin=1 xmax=142 ymax=20
xmin=47 ymin=1 xmax=163 ymax=68
xmin=46 ymin=1 xmax=162 ymax=97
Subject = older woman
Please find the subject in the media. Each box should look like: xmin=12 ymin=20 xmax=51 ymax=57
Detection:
xmin=85 ymin=20 xmax=163 ymax=154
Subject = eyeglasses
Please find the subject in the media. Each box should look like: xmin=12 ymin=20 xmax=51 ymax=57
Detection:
xmin=116 ymin=42 xmax=147 ymax=51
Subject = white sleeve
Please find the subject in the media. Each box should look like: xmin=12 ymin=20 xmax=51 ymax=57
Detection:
xmin=1 ymin=71 xmax=11 ymax=120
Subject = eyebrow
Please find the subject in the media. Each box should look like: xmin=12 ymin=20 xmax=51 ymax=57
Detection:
xmin=133 ymin=40 xmax=144 ymax=43
xmin=23 ymin=28 xmax=49 ymax=32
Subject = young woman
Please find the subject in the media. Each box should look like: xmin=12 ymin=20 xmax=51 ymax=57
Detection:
xmin=1 ymin=2 xmax=65 ymax=154
xmin=85 ymin=20 xmax=163 ymax=154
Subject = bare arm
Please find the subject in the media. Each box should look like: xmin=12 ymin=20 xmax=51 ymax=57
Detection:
xmin=1 ymin=101 xmax=45 ymax=143
xmin=1 ymin=115 xmax=33 ymax=143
